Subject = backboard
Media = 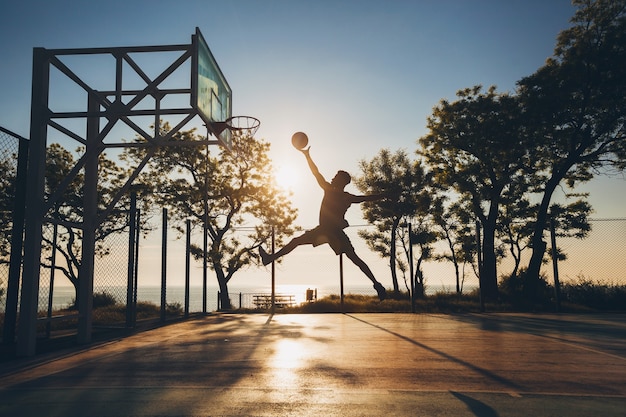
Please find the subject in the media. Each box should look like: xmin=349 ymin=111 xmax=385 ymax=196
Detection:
xmin=191 ymin=27 xmax=232 ymax=149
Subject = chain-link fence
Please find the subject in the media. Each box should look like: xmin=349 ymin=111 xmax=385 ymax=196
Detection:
xmin=0 ymin=127 xmax=23 ymax=314
xmin=484 ymin=218 xmax=626 ymax=288
xmin=551 ymin=218 xmax=626 ymax=284
xmin=2 ymin=122 xmax=626 ymax=342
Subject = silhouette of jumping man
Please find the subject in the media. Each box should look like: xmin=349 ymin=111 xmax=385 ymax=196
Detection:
xmin=259 ymin=147 xmax=388 ymax=301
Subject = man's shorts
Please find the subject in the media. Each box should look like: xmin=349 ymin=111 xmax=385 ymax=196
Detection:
xmin=305 ymin=225 xmax=355 ymax=255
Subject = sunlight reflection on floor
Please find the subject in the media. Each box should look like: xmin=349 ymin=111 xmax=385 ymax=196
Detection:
xmin=267 ymin=338 xmax=307 ymax=387
xmin=271 ymin=339 xmax=305 ymax=368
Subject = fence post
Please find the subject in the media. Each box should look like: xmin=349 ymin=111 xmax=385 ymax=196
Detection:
xmin=340 ymin=254 xmax=345 ymax=313
xmin=77 ymin=94 xmax=100 ymax=345
xmin=132 ymin=209 xmax=140 ymax=327
xmin=271 ymin=226 xmax=275 ymax=314
xmin=17 ymin=48 xmax=49 ymax=356
xmin=202 ymin=204 xmax=208 ymax=314
xmin=160 ymin=208 xmax=167 ymax=322
xmin=409 ymin=222 xmax=415 ymax=313
xmin=46 ymin=222 xmax=58 ymax=337
xmin=184 ymin=219 xmax=191 ymax=318
xmin=126 ymin=191 xmax=137 ymax=327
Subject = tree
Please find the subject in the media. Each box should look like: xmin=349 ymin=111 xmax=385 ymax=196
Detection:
xmin=431 ymin=197 xmax=479 ymax=294
xmin=498 ymin=194 xmax=592 ymax=280
xmin=41 ymin=143 xmax=147 ymax=298
xmin=518 ymin=0 xmax=626 ymax=294
xmin=408 ymin=220 xmax=438 ymax=298
xmin=355 ymin=149 xmax=431 ymax=293
xmin=131 ymin=126 xmax=297 ymax=309
xmin=497 ymin=197 xmax=536 ymax=278
xmin=419 ymin=86 xmax=530 ymax=301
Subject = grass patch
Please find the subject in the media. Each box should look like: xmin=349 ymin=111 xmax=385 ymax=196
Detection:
xmin=1 ymin=278 xmax=623 ymax=334
xmin=92 ymin=301 xmax=183 ymax=325
xmin=267 ymin=292 xmax=497 ymax=314
xmin=17 ymin=299 xmax=186 ymax=333
xmin=243 ymin=277 xmax=626 ymax=314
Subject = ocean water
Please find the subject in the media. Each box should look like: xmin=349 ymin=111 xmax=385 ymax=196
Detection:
xmin=41 ymin=284 xmax=384 ymax=312
xmin=41 ymin=283 xmax=474 ymax=312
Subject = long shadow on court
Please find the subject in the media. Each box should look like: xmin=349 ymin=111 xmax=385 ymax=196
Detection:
xmin=451 ymin=391 xmax=500 ymax=417
xmin=346 ymin=314 xmax=524 ymax=392
xmin=443 ymin=313 xmax=626 ymax=358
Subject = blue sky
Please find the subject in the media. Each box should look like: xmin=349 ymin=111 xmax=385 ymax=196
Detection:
xmin=1 ymin=1 xmax=624 ymax=290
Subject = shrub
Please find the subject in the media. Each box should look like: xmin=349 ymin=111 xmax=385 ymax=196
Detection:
xmin=499 ymin=269 xmax=552 ymax=309
xmin=93 ymin=291 xmax=118 ymax=308
xmin=386 ymin=290 xmax=411 ymax=301
xmin=560 ymin=276 xmax=626 ymax=310
xmin=166 ymin=302 xmax=183 ymax=316
xmin=67 ymin=290 xmax=117 ymax=310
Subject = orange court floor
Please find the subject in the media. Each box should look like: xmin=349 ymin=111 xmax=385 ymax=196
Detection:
xmin=1 ymin=312 xmax=625 ymax=417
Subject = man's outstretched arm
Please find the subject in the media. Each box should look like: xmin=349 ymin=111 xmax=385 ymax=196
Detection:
xmin=301 ymin=148 xmax=329 ymax=188
xmin=351 ymin=189 xmax=401 ymax=204
xmin=350 ymin=193 xmax=386 ymax=203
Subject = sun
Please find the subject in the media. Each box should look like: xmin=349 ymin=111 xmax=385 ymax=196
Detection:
xmin=274 ymin=164 xmax=299 ymax=191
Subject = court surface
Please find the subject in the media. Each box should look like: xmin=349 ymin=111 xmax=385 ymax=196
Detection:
xmin=1 ymin=313 xmax=625 ymax=416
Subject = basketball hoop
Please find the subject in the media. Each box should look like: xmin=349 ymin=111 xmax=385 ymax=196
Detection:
xmin=211 ymin=116 xmax=260 ymax=138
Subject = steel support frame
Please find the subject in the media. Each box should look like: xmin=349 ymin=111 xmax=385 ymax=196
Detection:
xmin=16 ymin=40 xmax=214 ymax=356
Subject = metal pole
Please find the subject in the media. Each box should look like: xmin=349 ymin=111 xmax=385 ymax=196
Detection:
xmin=17 ymin=47 xmax=49 ymax=356
xmin=184 ymin=219 xmax=191 ymax=317
xmin=160 ymin=207 xmax=167 ymax=322
xmin=202 ymin=142 xmax=209 ymax=314
xmin=77 ymin=93 xmax=99 ymax=345
xmin=409 ymin=222 xmax=415 ymax=313
xmin=126 ymin=191 xmax=137 ymax=327
xmin=340 ymin=254 xmax=345 ymax=313
xmin=271 ymin=226 xmax=275 ymax=314
xmin=46 ymin=222 xmax=58 ymax=338
xmin=132 ymin=208 xmax=140 ymax=327
xmin=202 ymin=208 xmax=208 ymax=314
xmin=550 ymin=216 xmax=562 ymax=312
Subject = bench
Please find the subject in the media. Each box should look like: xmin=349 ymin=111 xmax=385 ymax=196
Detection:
xmin=253 ymin=294 xmax=296 ymax=309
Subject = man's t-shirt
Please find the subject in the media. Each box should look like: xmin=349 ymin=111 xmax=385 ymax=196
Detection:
xmin=319 ymin=188 xmax=354 ymax=230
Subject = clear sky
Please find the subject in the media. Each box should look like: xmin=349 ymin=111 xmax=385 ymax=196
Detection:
xmin=1 ymin=1 xmax=624 ymax=291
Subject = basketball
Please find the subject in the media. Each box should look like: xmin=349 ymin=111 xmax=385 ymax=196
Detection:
xmin=291 ymin=131 xmax=309 ymax=149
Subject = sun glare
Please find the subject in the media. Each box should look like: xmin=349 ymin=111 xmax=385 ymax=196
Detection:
xmin=274 ymin=165 xmax=299 ymax=191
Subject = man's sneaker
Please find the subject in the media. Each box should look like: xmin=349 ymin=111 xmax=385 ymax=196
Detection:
xmin=258 ymin=246 xmax=272 ymax=266
xmin=374 ymin=282 xmax=387 ymax=301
